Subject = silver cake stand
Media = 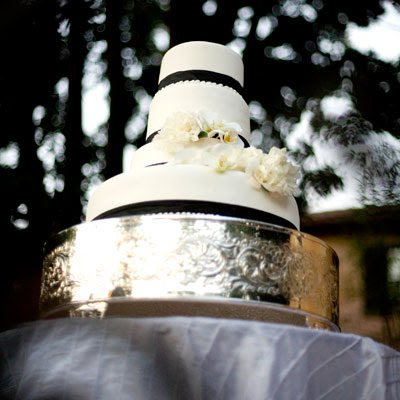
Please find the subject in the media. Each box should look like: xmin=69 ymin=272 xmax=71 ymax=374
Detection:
xmin=39 ymin=214 xmax=339 ymax=331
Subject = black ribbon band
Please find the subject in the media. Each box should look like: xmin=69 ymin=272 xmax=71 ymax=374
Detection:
xmin=94 ymin=200 xmax=298 ymax=231
xmin=146 ymin=131 xmax=160 ymax=143
xmin=158 ymin=69 xmax=244 ymax=97
xmin=146 ymin=130 xmax=250 ymax=148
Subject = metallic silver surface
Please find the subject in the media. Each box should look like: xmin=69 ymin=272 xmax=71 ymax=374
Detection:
xmin=40 ymin=214 xmax=339 ymax=329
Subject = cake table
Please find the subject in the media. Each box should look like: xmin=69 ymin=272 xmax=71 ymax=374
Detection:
xmin=1 ymin=316 xmax=399 ymax=399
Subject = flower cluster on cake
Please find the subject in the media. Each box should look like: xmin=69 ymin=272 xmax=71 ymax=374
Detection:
xmin=154 ymin=111 xmax=299 ymax=195
xmin=86 ymin=41 xmax=300 ymax=230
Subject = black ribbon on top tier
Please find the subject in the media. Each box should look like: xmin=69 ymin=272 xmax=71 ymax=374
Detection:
xmin=158 ymin=69 xmax=244 ymax=97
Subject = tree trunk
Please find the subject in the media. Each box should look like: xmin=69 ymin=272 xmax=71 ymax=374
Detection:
xmin=57 ymin=0 xmax=87 ymax=230
xmin=103 ymin=0 xmax=126 ymax=179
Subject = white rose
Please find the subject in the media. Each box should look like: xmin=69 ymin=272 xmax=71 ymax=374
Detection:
xmin=255 ymin=147 xmax=299 ymax=195
xmin=153 ymin=111 xmax=208 ymax=152
xmin=237 ymin=146 xmax=264 ymax=173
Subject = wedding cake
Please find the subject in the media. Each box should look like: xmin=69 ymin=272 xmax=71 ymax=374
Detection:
xmin=86 ymin=41 xmax=300 ymax=229
xmin=40 ymin=42 xmax=339 ymax=329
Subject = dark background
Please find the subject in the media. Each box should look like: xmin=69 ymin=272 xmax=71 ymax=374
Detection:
xmin=1 ymin=0 xmax=399 ymax=333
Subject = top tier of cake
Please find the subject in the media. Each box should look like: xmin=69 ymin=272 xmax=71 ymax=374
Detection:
xmin=158 ymin=41 xmax=244 ymax=86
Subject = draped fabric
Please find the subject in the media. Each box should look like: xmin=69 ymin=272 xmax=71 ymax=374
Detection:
xmin=1 ymin=317 xmax=399 ymax=399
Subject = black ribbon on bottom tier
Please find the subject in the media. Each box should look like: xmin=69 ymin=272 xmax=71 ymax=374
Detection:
xmin=93 ymin=200 xmax=297 ymax=231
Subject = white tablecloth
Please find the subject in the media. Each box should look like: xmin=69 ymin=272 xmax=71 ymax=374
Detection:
xmin=0 ymin=317 xmax=399 ymax=399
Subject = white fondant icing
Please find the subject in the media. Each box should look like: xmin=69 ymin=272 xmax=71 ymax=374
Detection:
xmin=158 ymin=41 xmax=243 ymax=85
xmin=86 ymin=164 xmax=300 ymax=229
xmin=146 ymin=81 xmax=250 ymax=141
xmin=130 ymin=139 xmax=220 ymax=171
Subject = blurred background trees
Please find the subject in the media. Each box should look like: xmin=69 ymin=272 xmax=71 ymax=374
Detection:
xmin=1 ymin=0 xmax=399 ymax=332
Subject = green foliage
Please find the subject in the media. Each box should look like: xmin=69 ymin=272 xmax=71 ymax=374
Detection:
xmin=301 ymin=166 xmax=344 ymax=197
xmin=198 ymin=131 xmax=209 ymax=139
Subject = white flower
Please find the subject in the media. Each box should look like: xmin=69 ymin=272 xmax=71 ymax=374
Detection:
xmin=153 ymin=111 xmax=208 ymax=152
xmin=200 ymin=113 xmax=243 ymax=146
xmin=237 ymin=146 xmax=264 ymax=172
xmin=211 ymin=121 xmax=242 ymax=144
xmin=249 ymin=147 xmax=300 ymax=195
xmin=202 ymin=143 xmax=241 ymax=172
xmin=153 ymin=110 xmax=245 ymax=152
